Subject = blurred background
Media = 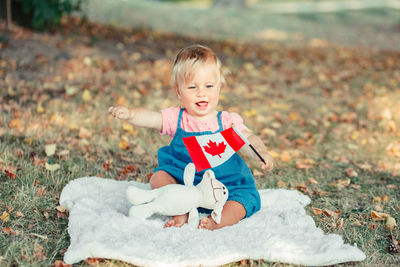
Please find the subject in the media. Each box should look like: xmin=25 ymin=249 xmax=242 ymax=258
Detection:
xmin=1 ymin=0 xmax=400 ymax=50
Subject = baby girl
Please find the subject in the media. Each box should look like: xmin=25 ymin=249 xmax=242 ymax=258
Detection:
xmin=109 ymin=44 xmax=273 ymax=230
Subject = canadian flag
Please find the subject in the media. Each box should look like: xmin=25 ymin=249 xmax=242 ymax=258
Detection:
xmin=183 ymin=127 xmax=247 ymax=172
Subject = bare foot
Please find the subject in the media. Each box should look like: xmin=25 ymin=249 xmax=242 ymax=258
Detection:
xmin=164 ymin=214 xmax=188 ymax=228
xmin=198 ymin=216 xmax=218 ymax=230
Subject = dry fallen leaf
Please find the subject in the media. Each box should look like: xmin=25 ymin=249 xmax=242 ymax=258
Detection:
xmin=252 ymin=169 xmax=263 ymax=176
xmin=345 ymin=167 xmax=358 ymax=178
xmin=312 ymin=207 xmax=323 ymax=216
xmin=15 ymin=211 xmax=24 ymax=217
xmin=82 ymin=89 xmax=91 ymax=102
xmin=36 ymin=187 xmax=46 ymax=197
xmin=337 ymin=218 xmax=344 ymax=229
xmin=122 ymin=122 xmax=138 ymax=136
xmin=296 ymin=159 xmax=315 ymax=169
xmin=0 ymin=211 xmax=10 ymax=221
xmin=55 ymin=206 xmax=68 ymax=213
xmin=372 ymin=196 xmax=382 ymax=203
xmin=34 ymin=243 xmax=47 ymax=261
xmin=52 ymin=260 xmax=72 ymax=267
xmin=85 ymin=258 xmax=101 ymax=265
xmin=2 ymin=227 xmax=15 ymax=235
xmin=386 ymin=216 xmax=397 ymax=231
xmin=79 ymin=127 xmax=92 ymax=139
xmin=119 ymin=140 xmax=130 ymax=150
xmin=369 ymin=223 xmax=378 ymax=230
xmin=280 ymin=151 xmax=291 ymax=162
xmin=382 ymin=195 xmax=390 ymax=203
xmin=45 ymin=143 xmax=57 ymax=157
xmin=45 ymin=162 xmax=60 ymax=172
xmin=277 ymin=180 xmax=286 ymax=188
xmin=307 ymin=178 xmax=318 ymax=184
xmin=3 ymin=166 xmax=17 ymax=179
xmin=371 ymin=210 xmax=389 ymax=221
xmin=323 ymin=209 xmax=341 ymax=219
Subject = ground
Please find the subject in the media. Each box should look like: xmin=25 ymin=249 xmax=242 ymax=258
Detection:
xmin=0 ymin=7 xmax=400 ymax=267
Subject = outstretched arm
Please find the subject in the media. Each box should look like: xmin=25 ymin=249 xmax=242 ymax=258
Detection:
xmin=241 ymin=129 xmax=274 ymax=172
xmin=108 ymin=106 xmax=162 ymax=131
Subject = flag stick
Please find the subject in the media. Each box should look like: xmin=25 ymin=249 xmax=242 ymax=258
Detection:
xmin=232 ymin=124 xmax=266 ymax=164
xmin=249 ymin=144 xmax=266 ymax=164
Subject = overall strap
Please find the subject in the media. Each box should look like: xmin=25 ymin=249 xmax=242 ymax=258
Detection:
xmin=217 ymin=111 xmax=223 ymax=131
xmin=177 ymin=108 xmax=185 ymax=130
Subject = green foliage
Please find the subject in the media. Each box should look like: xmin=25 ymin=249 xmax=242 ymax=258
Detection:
xmin=14 ymin=0 xmax=84 ymax=30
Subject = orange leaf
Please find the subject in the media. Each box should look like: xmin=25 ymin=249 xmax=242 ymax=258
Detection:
xmin=36 ymin=187 xmax=46 ymax=197
xmin=277 ymin=180 xmax=286 ymax=188
xmin=119 ymin=140 xmax=130 ymax=150
xmin=279 ymin=151 xmax=291 ymax=162
xmin=323 ymin=209 xmax=341 ymax=219
xmin=372 ymin=196 xmax=382 ymax=203
xmin=371 ymin=211 xmax=389 ymax=221
xmin=34 ymin=243 xmax=47 ymax=261
xmin=79 ymin=127 xmax=92 ymax=139
xmin=8 ymin=118 xmax=23 ymax=131
xmin=52 ymin=260 xmax=72 ymax=267
xmin=312 ymin=207 xmax=323 ymax=216
xmin=3 ymin=165 xmax=17 ymax=179
xmin=55 ymin=206 xmax=68 ymax=213
xmin=337 ymin=218 xmax=344 ymax=229
xmin=103 ymin=162 xmax=111 ymax=171
xmin=369 ymin=223 xmax=378 ymax=230
xmin=3 ymin=227 xmax=15 ymax=235
xmin=85 ymin=258 xmax=101 ymax=265
xmin=296 ymin=159 xmax=315 ymax=169
xmin=345 ymin=167 xmax=358 ymax=178
xmin=15 ymin=211 xmax=24 ymax=217
xmin=307 ymin=178 xmax=318 ymax=184
xmin=382 ymin=195 xmax=390 ymax=203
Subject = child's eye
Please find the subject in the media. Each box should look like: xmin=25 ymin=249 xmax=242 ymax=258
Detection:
xmin=206 ymin=84 xmax=214 ymax=88
xmin=188 ymin=85 xmax=196 ymax=90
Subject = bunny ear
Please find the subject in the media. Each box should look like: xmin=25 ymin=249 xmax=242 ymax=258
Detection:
xmin=211 ymin=207 xmax=223 ymax=224
xmin=183 ymin=163 xmax=196 ymax=186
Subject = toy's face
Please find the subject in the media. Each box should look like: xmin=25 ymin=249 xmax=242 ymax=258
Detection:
xmin=198 ymin=170 xmax=229 ymax=209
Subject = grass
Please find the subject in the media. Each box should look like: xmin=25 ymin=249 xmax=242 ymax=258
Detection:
xmin=1 ymin=17 xmax=400 ymax=266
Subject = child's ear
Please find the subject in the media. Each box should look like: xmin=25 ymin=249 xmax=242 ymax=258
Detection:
xmin=174 ymin=85 xmax=181 ymax=99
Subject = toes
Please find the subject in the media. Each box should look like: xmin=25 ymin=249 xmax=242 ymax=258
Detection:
xmin=164 ymin=219 xmax=175 ymax=228
xmin=198 ymin=217 xmax=209 ymax=229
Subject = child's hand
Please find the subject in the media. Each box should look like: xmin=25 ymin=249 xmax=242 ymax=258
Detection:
xmin=108 ymin=106 xmax=132 ymax=120
xmin=259 ymin=153 xmax=274 ymax=172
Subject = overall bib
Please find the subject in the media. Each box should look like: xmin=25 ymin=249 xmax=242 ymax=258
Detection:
xmin=155 ymin=108 xmax=260 ymax=218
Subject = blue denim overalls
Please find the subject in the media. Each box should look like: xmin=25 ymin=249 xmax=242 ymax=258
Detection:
xmin=155 ymin=108 xmax=260 ymax=218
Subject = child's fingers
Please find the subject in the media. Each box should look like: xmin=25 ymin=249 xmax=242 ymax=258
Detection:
xmin=260 ymin=161 xmax=273 ymax=172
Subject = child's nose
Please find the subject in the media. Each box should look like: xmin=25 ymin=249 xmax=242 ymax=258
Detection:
xmin=197 ymin=87 xmax=206 ymax=97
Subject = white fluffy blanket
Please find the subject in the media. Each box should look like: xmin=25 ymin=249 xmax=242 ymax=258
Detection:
xmin=60 ymin=177 xmax=366 ymax=266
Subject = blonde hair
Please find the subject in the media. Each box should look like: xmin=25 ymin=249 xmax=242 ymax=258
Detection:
xmin=172 ymin=44 xmax=225 ymax=87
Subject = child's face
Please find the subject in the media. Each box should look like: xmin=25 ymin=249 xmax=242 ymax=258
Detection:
xmin=176 ymin=62 xmax=221 ymax=120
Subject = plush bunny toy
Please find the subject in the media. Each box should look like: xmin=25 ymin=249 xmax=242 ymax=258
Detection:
xmin=126 ymin=163 xmax=229 ymax=228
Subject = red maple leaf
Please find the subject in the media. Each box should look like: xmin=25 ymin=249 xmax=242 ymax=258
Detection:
xmin=203 ymin=140 xmax=226 ymax=158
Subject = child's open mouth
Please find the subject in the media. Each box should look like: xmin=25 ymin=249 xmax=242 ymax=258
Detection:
xmin=196 ymin=101 xmax=208 ymax=109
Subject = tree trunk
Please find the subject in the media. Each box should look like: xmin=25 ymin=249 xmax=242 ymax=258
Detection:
xmin=6 ymin=0 xmax=12 ymax=30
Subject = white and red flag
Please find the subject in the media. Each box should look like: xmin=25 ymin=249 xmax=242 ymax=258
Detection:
xmin=182 ymin=127 xmax=247 ymax=172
